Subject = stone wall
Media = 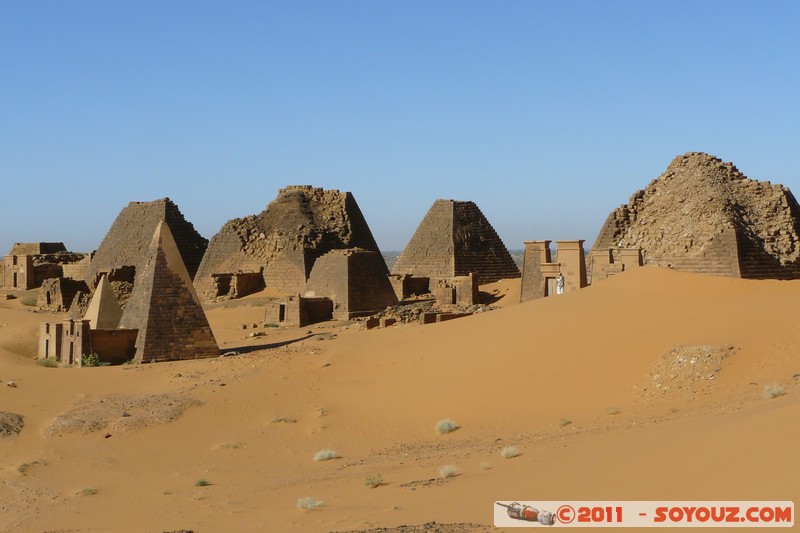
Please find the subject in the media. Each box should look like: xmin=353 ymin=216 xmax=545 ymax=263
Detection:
xmin=590 ymin=152 xmax=800 ymax=280
xmin=37 ymin=278 xmax=89 ymax=312
xmin=85 ymin=198 xmax=208 ymax=285
xmin=10 ymin=243 xmax=66 ymax=255
xmin=194 ymin=186 xmax=384 ymax=300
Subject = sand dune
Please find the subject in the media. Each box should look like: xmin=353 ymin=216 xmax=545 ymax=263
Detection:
xmin=0 ymin=267 xmax=797 ymax=532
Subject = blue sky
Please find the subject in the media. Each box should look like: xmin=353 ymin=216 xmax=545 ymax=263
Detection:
xmin=2 ymin=1 xmax=799 ymax=254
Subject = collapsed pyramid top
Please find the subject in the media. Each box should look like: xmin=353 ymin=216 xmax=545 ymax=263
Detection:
xmin=591 ymin=152 xmax=800 ymax=279
xmin=85 ymin=198 xmax=208 ymax=284
xmin=392 ymin=199 xmax=520 ymax=284
xmin=118 ymin=221 xmax=219 ymax=363
xmin=194 ymin=186 xmax=385 ymax=298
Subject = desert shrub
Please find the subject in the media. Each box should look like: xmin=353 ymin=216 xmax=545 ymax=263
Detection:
xmin=763 ymin=383 xmax=786 ymax=399
xmin=78 ymin=487 xmax=98 ymax=496
xmin=195 ymin=479 xmax=211 ymax=487
xmin=20 ymin=297 xmax=37 ymax=306
xmin=297 ymin=497 xmax=323 ymax=509
xmin=559 ymin=417 xmax=572 ymax=426
xmin=364 ymin=474 xmax=383 ymax=488
xmin=313 ymin=449 xmax=337 ymax=462
xmin=435 ymin=419 xmax=458 ymax=434
xmin=607 ymin=407 xmax=621 ymax=415
xmin=500 ymin=446 xmax=520 ymax=459
xmin=37 ymin=358 xmax=58 ymax=368
xmin=270 ymin=417 xmax=297 ymax=424
xmin=479 ymin=462 xmax=492 ymax=470
xmin=81 ymin=353 xmax=101 ymax=367
xmin=439 ymin=464 xmax=459 ymax=478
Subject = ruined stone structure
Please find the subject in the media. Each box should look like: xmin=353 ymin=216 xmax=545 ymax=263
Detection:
xmin=85 ymin=198 xmax=208 ymax=288
xmin=305 ymin=248 xmax=398 ymax=319
xmin=265 ymin=296 xmax=333 ymax=327
xmin=118 ymin=222 xmax=219 ymax=363
xmin=520 ymin=240 xmax=588 ymax=302
xmin=588 ymin=248 xmax=643 ymax=283
xmin=210 ymin=271 xmax=265 ymax=299
xmin=435 ymin=274 xmax=479 ymax=307
xmin=389 ymin=274 xmax=431 ymax=300
xmin=591 ymin=152 xmax=800 ymax=280
xmin=38 ymin=319 xmax=137 ymax=366
xmin=3 ymin=243 xmax=87 ymax=291
xmin=37 ymin=277 xmax=90 ymax=312
xmin=195 ymin=186 xmax=386 ymax=300
xmin=392 ymin=199 xmax=520 ymax=285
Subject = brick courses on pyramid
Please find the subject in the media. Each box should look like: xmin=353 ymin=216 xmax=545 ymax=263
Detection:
xmin=392 ymin=199 xmax=520 ymax=284
xmin=590 ymin=152 xmax=800 ymax=279
xmin=118 ymin=222 xmax=219 ymax=363
xmin=85 ymin=198 xmax=208 ymax=285
xmin=194 ymin=186 xmax=386 ymax=299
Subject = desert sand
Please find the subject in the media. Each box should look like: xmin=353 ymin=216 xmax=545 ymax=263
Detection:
xmin=0 ymin=267 xmax=797 ymax=532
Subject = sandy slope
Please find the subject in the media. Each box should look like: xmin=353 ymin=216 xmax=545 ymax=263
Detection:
xmin=0 ymin=268 xmax=797 ymax=532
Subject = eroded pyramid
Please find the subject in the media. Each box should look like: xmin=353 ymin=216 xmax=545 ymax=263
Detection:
xmin=85 ymin=198 xmax=208 ymax=285
xmin=83 ymin=274 xmax=122 ymax=329
xmin=590 ymin=152 xmax=800 ymax=279
xmin=392 ymin=199 xmax=520 ymax=284
xmin=194 ymin=186 xmax=386 ymax=299
xmin=118 ymin=222 xmax=219 ymax=363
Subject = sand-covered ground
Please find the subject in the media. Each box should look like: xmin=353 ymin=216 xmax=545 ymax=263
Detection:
xmin=0 ymin=268 xmax=797 ymax=532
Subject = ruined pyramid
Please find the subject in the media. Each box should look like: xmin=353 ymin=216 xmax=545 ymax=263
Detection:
xmin=82 ymin=274 xmax=122 ymax=329
xmin=590 ymin=152 xmax=800 ymax=279
xmin=85 ymin=198 xmax=208 ymax=285
xmin=392 ymin=199 xmax=520 ymax=284
xmin=118 ymin=222 xmax=219 ymax=363
xmin=194 ymin=185 xmax=387 ymax=299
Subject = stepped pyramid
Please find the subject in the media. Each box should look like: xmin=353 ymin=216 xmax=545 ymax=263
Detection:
xmin=85 ymin=198 xmax=208 ymax=285
xmin=194 ymin=186 xmax=386 ymax=299
xmin=83 ymin=274 xmax=122 ymax=329
xmin=392 ymin=199 xmax=520 ymax=284
xmin=118 ymin=222 xmax=219 ymax=363
xmin=590 ymin=152 xmax=800 ymax=279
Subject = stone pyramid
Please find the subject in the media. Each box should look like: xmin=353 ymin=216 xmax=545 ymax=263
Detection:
xmin=83 ymin=274 xmax=122 ymax=329
xmin=118 ymin=221 xmax=219 ymax=363
xmin=194 ymin=185 xmax=387 ymax=299
xmin=590 ymin=152 xmax=800 ymax=279
xmin=85 ymin=198 xmax=208 ymax=285
xmin=392 ymin=199 xmax=520 ymax=284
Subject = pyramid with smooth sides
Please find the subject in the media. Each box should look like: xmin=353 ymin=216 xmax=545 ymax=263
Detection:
xmin=83 ymin=274 xmax=122 ymax=329
xmin=118 ymin=221 xmax=219 ymax=363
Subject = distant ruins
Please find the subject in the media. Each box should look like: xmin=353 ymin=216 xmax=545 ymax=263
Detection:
xmin=2 ymin=243 xmax=89 ymax=294
xmin=85 ymin=198 xmax=208 ymax=304
xmin=520 ymin=240 xmax=591 ymax=302
xmin=391 ymin=199 xmax=520 ymax=292
xmin=590 ymin=152 xmax=800 ymax=280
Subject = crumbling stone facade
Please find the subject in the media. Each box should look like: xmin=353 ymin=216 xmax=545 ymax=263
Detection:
xmin=265 ymin=296 xmax=333 ymax=327
xmin=389 ymin=274 xmax=431 ymax=300
xmin=118 ymin=222 xmax=219 ymax=363
xmin=591 ymin=152 xmax=800 ymax=280
xmin=38 ymin=319 xmax=137 ymax=366
xmin=37 ymin=277 xmax=90 ymax=312
xmin=392 ymin=199 xmax=520 ymax=284
xmin=435 ymin=274 xmax=478 ymax=307
xmin=305 ymin=248 xmax=398 ymax=319
xmin=194 ymin=186 xmax=387 ymax=300
xmin=520 ymin=240 xmax=588 ymax=302
xmin=85 ymin=198 xmax=208 ymax=286
xmin=3 ymin=243 xmax=87 ymax=291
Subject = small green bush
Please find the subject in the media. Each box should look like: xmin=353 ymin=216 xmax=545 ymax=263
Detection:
xmin=559 ymin=417 xmax=572 ymax=426
xmin=439 ymin=464 xmax=459 ymax=478
xmin=81 ymin=353 xmax=101 ymax=367
xmin=435 ymin=419 xmax=459 ymax=434
xmin=195 ymin=479 xmax=211 ymax=487
xmin=297 ymin=497 xmax=323 ymax=509
xmin=78 ymin=487 xmax=98 ymax=496
xmin=764 ymin=383 xmax=786 ymax=399
xmin=20 ymin=297 xmax=37 ymax=306
xmin=313 ymin=449 xmax=337 ymax=462
xmin=37 ymin=358 xmax=58 ymax=368
xmin=364 ymin=474 xmax=383 ymax=488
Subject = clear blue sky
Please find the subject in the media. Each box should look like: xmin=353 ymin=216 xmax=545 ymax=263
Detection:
xmin=2 ymin=1 xmax=799 ymax=254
